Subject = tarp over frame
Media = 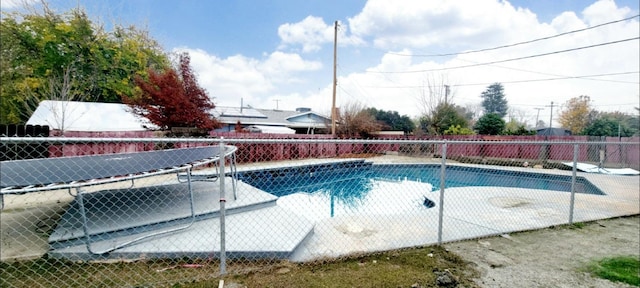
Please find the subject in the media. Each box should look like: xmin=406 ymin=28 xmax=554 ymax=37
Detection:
xmin=562 ymin=162 xmax=640 ymax=175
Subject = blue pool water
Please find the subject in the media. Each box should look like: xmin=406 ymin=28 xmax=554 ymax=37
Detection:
xmin=237 ymin=160 xmax=604 ymax=197
xmin=236 ymin=160 xmax=604 ymax=220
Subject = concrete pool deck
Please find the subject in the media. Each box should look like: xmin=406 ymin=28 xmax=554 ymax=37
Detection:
xmin=288 ymin=156 xmax=639 ymax=261
xmin=1 ymin=155 xmax=638 ymax=262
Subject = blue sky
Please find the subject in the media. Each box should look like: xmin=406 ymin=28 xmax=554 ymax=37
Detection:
xmin=3 ymin=0 xmax=639 ymax=126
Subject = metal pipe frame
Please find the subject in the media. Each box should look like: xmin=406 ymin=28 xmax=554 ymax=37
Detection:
xmin=1 ymin=145 xmax=238 ymax=255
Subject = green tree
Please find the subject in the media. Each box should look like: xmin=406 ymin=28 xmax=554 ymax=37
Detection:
xmin=419 ymin=103 xmax=469 ymax=135
xmin=599 ymin=111 xmax=639 ymax=136
xmin=365 ymin=108 xmax=415 ymax=134
xmin=1 ymin=6 xmax=169 ymax=124
xmin=583 ymin=113 xmax=634 ymax=137
xmin=474 ymin=113 xmax=505 ymax=135
xmin=480 ymin=83 xmax=508 ymax=118
xmin=558 ymin=95 xmax=596 ymax=135
xmin=443 ymin=125 xmax=475 ymax=135
xmin=504 ymin=123 xmax=535 ymax=135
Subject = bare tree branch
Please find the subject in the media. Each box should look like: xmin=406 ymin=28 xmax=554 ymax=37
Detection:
xmin=415 ymin=73 xmax=455 ymax=117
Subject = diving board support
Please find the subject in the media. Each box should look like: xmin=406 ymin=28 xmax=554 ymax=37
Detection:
xmin=78 ymin=167 xmax=199 ymax=255
xmin=176 ymin=148 xmax=238 ymax=200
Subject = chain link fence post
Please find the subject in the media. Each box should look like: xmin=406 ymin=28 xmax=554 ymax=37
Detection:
xmin=437 ymin=141 xmax=447 ymax=245
xmin=569 ymin=143 xmax=578 ymax=224
xmin=219 ymin=138 xmax=227 ymax=275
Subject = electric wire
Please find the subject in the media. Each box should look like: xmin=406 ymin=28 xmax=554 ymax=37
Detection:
xmin=359 ymin=71 xmax=639 ymax=88
xmin=454 ymin=57 xmax=640 ymax=84
xmin=367 ymin=37 xmax=640 ymax=74
xmin=387 ymin=14 xmax=640 ymax=57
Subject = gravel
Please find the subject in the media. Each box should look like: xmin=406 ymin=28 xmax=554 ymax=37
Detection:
xmin=445 ymin=215 xmax=640 ymax=288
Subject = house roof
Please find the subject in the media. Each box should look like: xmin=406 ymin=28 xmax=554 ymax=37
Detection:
xmin=245 ymin=125 xmax=296 ymax=134
xmin=535 ymin=127 xmax=572 ymax=136
xmin=26 ymin=100 xmax=153 ymax=131
xmin=211 ymin=106 xmax=329 ymax=129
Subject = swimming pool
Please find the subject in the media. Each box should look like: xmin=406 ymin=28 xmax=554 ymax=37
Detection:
xmin=236 ymin=160 xmax=605 ymax=220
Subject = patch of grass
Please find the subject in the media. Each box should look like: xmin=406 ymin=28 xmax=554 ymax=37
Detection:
xmin=586 ymin=256 xmax=640 ymax=286
xmin=570 ymin=222 xmax=585 ymax=229
xmin=206 ymin=246 xmax=480 ymax=288
xmin=1 ymin=246 xmax=481 ymax=288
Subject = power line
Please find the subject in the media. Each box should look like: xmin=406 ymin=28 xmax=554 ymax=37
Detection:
xmin=387 ymin=14 xmax=640 ymax=57
xmin=512 ymin=101 xmax=639 ymax=106
xmin=534 ymin=107 xmax=544 ymax=125
xmin=454 ymin=57 xmax=639 ymax=84
xmin=452 ymin=71 xmax=639 ymax=86
xmin=367 ymin=37 xmax=640 ymax=74
xmin=359 ymin=71 xmax=639 ymax=88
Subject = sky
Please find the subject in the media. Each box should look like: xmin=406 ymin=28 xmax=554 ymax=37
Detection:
xmin=3 ymin=0 xmax=639 ymax=127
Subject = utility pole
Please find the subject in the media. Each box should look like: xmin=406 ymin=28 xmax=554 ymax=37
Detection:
xmin=547 ymin=101 xmax=554 ymax=136
xmin=273 ymin=99 xmax=281 ymax=110
xmin=331 ymin=21 xmax=338 ymax=137
xmin=444 ymin=85 xmax=450 ymax=105
xmin=534 ymin=108 xmax=544 ymax=127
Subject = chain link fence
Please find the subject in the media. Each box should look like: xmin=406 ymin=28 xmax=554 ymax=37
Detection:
xmin=1 ymin=136 xmax=638 ymax=287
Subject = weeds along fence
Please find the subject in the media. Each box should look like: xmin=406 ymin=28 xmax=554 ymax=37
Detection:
xmin=1 ymin=137 xmax=639 ymax=287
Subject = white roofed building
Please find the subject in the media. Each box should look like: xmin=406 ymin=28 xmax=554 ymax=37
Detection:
xmin=211 ymin=106 xmax=330 ymax=134
xmin=26 ymin=100 xmax=155 ymax=132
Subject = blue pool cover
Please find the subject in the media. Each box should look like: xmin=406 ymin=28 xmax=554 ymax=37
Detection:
xmin=1 ymin=146 xmax=221 ymax=188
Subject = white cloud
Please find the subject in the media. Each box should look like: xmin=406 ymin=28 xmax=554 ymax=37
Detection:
xmin=347 ymin=0 xmax=542 ymax=50
xmin=550 ymin=12 xmax=586 ymax=32
xmin=277 ymin=16 xmax=365 ymax=53
xmin=582 ymin=0 xmax=633 ymax=25
xmin=259 ymin=51 xmax=322 ymax=81
xmin=175 ymin=47 xmax=323 ymax=109
xmin=0 ymin=0 xmax=37 ymax=9
xmin=278 ymin=16 xmax=334 ymax=53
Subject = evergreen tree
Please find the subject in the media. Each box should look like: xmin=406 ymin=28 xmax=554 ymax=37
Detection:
xmin=474 ymin=113 xmax=505 ymax=135
xmin=480 ymin=83 xmax=508 ymax=118
xmin=365 ymin=108 xmax=415 ymax=134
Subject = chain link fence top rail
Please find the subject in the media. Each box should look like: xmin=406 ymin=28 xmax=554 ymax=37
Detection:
xmin=1 ymin=137 xmax=638 ymax=287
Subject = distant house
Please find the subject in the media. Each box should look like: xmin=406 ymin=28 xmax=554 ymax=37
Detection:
xmin=26 ymin=101 xmax=330 ymax=135
xmin=211 ymin=107 xmax=330 ymax=134
xmin=26 ymin=100 xmax=153 ymax=131
xmin=536 ymin=127 xmax=572 ymax=136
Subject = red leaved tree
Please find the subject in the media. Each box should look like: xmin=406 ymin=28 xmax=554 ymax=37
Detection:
xmin=124 ymin=52 xmax=218 ymax=130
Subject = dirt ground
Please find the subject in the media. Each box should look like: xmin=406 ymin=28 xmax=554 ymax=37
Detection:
xmin=445 ymin=215 xmax=640 ymax=288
